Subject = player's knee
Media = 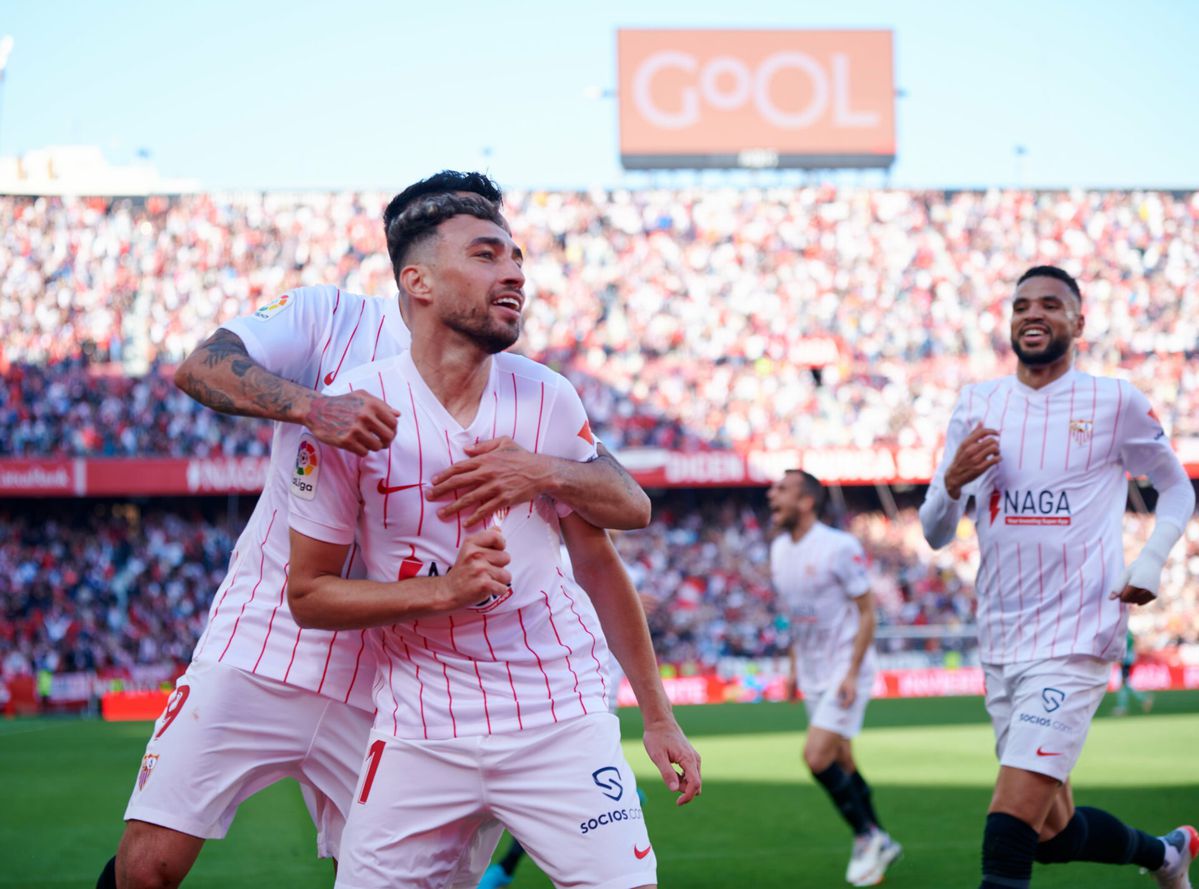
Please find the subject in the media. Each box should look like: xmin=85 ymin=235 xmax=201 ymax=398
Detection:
xmin=803 ymin=744 xmax=834 ymax=773
xmin=116 ymin=856 xmax=187 ymax=889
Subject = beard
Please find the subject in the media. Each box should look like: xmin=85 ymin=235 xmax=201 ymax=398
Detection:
xmin=1011 ymin=330 xmax=1072 ymax=366
xmin=442 ymin=305 xmax=521 ymax=354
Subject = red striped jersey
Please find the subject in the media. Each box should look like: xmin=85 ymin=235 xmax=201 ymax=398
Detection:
xmin=288 ymin=350 xmax=611 ymax=740
xmin=770 ymin=522 xmax=875 ymax=693
xmin=191 ymin=285 xmax=409 ymax=710
xmin=920 ymin=370 xmax=1187 ymax=664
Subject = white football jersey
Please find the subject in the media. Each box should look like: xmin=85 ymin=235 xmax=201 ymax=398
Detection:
xmin=921 ymin=370 xmax=1188 ymax=665
xmin=771 ymin=522 xmax=874 ymax=693
xmin=288 ymin=350 xmax=612 ymax=740
xmin=192 ymin=285 xmax=410 ymax=710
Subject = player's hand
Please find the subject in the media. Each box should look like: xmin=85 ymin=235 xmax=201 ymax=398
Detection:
xmin=784 ymin=676 xmax=799 ymax=703
xmin=439 ymin=529 xmax=512 ymax=611
xmin=642 ymin=717 xmax=702 ymax=806
xmin=944 ymin=423 xmax=1001 ymax=499
xmin=1109 ymin=552 xmax=1166 ymax=606
xmin=304 ymin=392 xmax=400 ymax=456
xmin=836 ymin=673 xmax=858 ymax=708
xmin=427 ymin=437 xmax=555 ymax=527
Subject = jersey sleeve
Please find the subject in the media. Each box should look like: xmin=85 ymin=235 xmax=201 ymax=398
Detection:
xmin=219 ymin=285 xmax=339 ymax=386
xmin=538 ymin=376 xmax=601 ymax=464
xmin=919 ymin=389 xmax=974 ymax=547
xmin=287 ymin=379 xmax=363 ymax=545
xmin=1118 ymin=383 xmax=1195 ymax=529
xmin=832 ymin=535 xmax=871 ymax=599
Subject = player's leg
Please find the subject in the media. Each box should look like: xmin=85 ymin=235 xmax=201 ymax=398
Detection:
xmin=112 ymin=661 xmax=336 ymax=888
xmin=805 ymin=686 xmax=888 ymax=885
xmin=477 ymin=837 xmax=525 ymax=889
xmin=979 ymin=655 xmax=1111 ymax=889
xmin=1032 ymin=778 xmax=1197 ymax=885
xmin=487 ymin=713 xmax=656 ymax=889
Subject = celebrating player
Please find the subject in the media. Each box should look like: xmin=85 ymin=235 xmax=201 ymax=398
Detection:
xmin=287 ymin=186 xmax=700 ymax=888
xmin=919 ymin=265 xmax=1197 ymax=889
xmin=100 ymin=172 xmax=652 ymax=889
xmin=768 ymin=469 xmax=901 ymax=886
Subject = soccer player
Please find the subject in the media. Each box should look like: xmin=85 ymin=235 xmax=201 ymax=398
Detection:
xmin=1112 ymin=628 xmax=1153 ymax=716
xmin=287 ymin=187 xmax=700 ymax=888
xmin=100 ymin=172 xmax=652 ymax=889
xmin=768 ymin=469 xmax=901 ymax=887
xmin=919 ymin=265 xmax=1197 ymax=889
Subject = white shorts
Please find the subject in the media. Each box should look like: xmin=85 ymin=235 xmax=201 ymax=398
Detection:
xmin=983 ymin=655 xmax=1110 ymax=782
xmin=336 ymin=713 xmax=656 ymax=889
xmin=123 ymin=659 xmax=372 ymax=858
xmin=802 ymin=671 xmax=874 ymax=739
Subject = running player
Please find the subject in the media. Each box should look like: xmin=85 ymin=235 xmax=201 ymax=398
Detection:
xmin=100 ymin=172 xmax=652 ymax=889
xmin=288 ymin=187 xmax=700 ymax=888
xmin=919 ymin=265 xmax=1197 ymax=889
xmin=768 ymin=469 xmax=901 ymax=886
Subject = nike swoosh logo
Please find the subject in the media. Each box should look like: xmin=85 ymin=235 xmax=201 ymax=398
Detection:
xmin=1036 ymin=746 xmax=1063 ymax=757
xmin=377 ymin=480 xmax=422 ymax=495
xmin=634 ymin=844 xmax=652 ymax=860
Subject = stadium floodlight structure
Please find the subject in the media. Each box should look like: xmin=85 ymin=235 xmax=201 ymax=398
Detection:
xmin=0 ymin=36 xmax=12 ymax=155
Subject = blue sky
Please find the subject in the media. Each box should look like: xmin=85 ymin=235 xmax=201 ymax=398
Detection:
xmin=1 ymin=0 xmax=1196 ymax=191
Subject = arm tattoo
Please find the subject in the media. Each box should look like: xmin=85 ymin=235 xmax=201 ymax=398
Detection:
xmin=198 ymin=328 xmax=250 ymax=368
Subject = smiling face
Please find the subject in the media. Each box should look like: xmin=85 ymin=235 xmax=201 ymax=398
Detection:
xmin=1009 ymin=275 xmax=1083 ymax=368
xmin=405 ymin=213 xmax=526 ymax=353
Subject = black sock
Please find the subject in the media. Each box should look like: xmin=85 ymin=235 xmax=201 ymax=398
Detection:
xmin=96 ymin=856 xmax=117 ymax=889
xmin=812 ymin=763 xmax=871 ymax=836
xmin=500 ymin=838 xmax=525 ymax=875
xmin=1035 ymin=812 xmax=1087 ymax=863
xmin=980 ymin=812 xmax=1038 ymax=889
xmin=1070 ymin=806 xmax=1166 ymax=870
xmin=850 ymin=770 xmax=882 ymax=831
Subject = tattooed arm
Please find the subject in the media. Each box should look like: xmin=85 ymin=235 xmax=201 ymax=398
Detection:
xmin=174 ymin=329 xmax=400 ymax=456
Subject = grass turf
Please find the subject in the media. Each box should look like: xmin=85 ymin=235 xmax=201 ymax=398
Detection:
xmin=1 ymin=691 xmax=1196 ymax=888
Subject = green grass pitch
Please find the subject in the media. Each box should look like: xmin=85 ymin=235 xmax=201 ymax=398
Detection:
xmin=2 ymin=691 xmax=1196 ymax=887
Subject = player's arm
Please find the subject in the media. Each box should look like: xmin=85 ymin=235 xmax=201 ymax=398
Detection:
xmin=287 ymin=528 xmax=512 ymax=630
xmin=426 ymin=438 xmax=651 ymax=530
xmin=836 ymin=592 xmax=877 ymax=708
xmin=560 ymin=513 xmax=702 ymax=806
xmin=174 ymin=288 xmax=400 ymax=456
xmin=920 ymin=394 xmax=996 ymax=548
xmin=1112 ymin=387 xmax=1196 ymax=605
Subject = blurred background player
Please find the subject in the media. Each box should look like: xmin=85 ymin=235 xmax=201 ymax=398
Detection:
xmin=920 ymin=265 xmax=1197 ymax=889
xmin=99 ymin=172 xmax=652 ymax=889
xmin=1112 ymin=628 xmax=1154 ymax=716
xmin=767 ymin=469 xmax=901 ymax=887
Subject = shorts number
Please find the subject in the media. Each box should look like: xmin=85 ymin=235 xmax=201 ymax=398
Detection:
xmin=358 ymin=739 xmax=385 ymax=804
xmin=154 ymin=686 xmax=190 ymax=739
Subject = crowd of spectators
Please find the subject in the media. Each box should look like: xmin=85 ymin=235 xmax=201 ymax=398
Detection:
xmin=4 ymin=496 xmax=1194 ymax=684
xmin=3 ymin=187 xmax=1197 ymax=456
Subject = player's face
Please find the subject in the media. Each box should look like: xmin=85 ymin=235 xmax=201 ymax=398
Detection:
xmin=430 ymin=214 xmax=525 ymax=353
xmin=767 ymin=473 xmax=804 ymax=528
xmin=1009 ymin=277 xmax=1083 ymax=367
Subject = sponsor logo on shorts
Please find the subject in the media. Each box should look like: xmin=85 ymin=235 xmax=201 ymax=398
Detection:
xmin=578 ymin=805 xmax=643 ymax=835
xmin=1036 ymin=746 xmax=1063 ymax=757
xmin=253 ymin=293 xmax=291 ymax=320
xmin=592 ymin=766 xmax=624 ymax=801
xmin=1016 ymin=711 xmax=1075 ymax=734
xmin=291 ymin=436 xmax=319 ymax=501
xmin=1041 ymin=687 xmax=1066 ymax=713
xmin=634 ymin=843 xmax=653 ymax=860
xmin=137 ymin=753 xmax=159 ymax=790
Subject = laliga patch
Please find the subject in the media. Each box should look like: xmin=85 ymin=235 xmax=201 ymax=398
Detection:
xmin=253 ymin=292 xmax=292 ymax=321
xmin=291 ymin=435 xmax=320 ymax=501
xmin=137 ymin=753 xmax=159 ymax=791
